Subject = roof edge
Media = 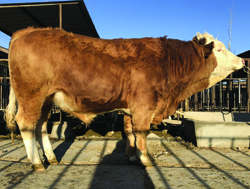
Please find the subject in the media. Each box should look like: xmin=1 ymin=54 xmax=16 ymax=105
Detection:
xmin=78 ymin=0 xmax=99 ymax=38
xmin=0 ymin=46 xmax=9 ymax=53
xmin=0 ymin=0 xmax=99 ymax=38
xmin=0 ymin=0 xmax=80 ymax=8
xmin=237 ymin=50 xmax=250 ymax=58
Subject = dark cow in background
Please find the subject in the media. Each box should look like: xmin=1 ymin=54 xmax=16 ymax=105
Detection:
xmin=4 ymin=27 xmax=244 ymax=171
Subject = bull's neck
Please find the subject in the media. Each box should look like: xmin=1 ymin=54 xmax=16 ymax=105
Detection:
xmin=162 ymin=42 xmax=213 ymax=115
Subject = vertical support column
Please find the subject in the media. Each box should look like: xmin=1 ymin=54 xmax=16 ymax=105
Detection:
xmin=207 ymin=88 xmax=210 ymax=111
xmin=3 ymin=66 xmax=7 ymax=108
xmin=202 ymin=90 xmax=205 ymax=111
xmin=246 ymin=60 xmax=250 ymax=113
xmin=220 ymin=81 xmax=222 ymax=112
xmin=0 ymin=66 xmax=3 ymax=109
xmin=238 ymin=79 xmax=241 ymax=113
xmin=59 ymin=4 xmax=62 ymax=29
xmin=194 ymin=93 xmax=197 ymax=111
xmin=59 ymin=3 xmax=63 ymax=122
xmin=0 ymin=77 xmax=2 ymax=109
xmin=212 ymin=85 xmax=215 ymax=111
xmin=229 ymin=74 xmax=233 ymax=112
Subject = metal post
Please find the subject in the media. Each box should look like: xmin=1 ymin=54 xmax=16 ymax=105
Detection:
xmin=212 ymin=85 xmax=215 ymax=111
xmin=2 ymin=66 xmax=7 ymax=108
xmin=202 ymin=90 xmax=204 ymax=111
xmin=59 ymin=3 xmax=63 ymax=122
xmin=238 ymin=79 xmax=241 ymax=113
xmin=194 ymin=93 xmax=197 ymax=111
xmin=247 ymin=60 xmax=250 ymax=113
xmin=207 ymin=88 xmax=210 ymax=111
xmin=229 ymin=74 xmax=233 ymax=112
xmin=59 ymin=4 xmax=62 ymax=29
xmin=220 ymin=81 xmax=222 ymax=112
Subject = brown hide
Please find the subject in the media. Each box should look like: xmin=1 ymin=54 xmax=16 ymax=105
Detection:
xmin=9 ymin=27 xmax=217 ymax=125
xmin=156 ymin=38 xmax=217 ymax=120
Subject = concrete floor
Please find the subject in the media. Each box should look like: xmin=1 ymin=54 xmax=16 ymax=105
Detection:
xmin=1 ymin=136 xmax=250 ymax=189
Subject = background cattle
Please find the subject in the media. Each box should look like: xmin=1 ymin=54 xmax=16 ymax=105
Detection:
xmin=4 ymin=27 xmax=244 ymax=171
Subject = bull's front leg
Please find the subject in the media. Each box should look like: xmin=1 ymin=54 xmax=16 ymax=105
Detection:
xmin=124 ymin=114 xmax=137 ymax=163
xmin=132 ymin=113 xmax=153 ymax=167
xmin=124 ymin=112 xmax=153 ymax=167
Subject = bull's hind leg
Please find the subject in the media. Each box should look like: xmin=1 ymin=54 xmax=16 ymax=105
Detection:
xmin=15 ymin=107 xmax=45 ymax=171
xmin=36 ymin=102 xmax=58 ymax=165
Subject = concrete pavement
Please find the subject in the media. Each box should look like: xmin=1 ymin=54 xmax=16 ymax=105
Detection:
xmin=1 ymin=135 xmax=250 ymax=189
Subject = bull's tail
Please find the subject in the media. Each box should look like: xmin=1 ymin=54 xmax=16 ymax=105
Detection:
xmin=4 ymin=87 xmax=17 ymax=144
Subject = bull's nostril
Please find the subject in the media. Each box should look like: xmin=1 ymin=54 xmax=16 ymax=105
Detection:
xmin=242 ymin=59 xmax=245 ymax=65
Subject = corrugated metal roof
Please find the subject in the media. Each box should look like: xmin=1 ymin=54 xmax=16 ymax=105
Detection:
xmin=0 ymin=0 xmax=99 ymax=38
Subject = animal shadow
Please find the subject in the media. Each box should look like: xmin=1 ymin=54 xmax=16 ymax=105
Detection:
xmin=89 ymin=140 xmax=155 ymax=189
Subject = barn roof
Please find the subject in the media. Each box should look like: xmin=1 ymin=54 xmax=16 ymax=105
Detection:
xmin=0 ymin=0 xmax=99 ymax=38
xmin=238 ymin=50 xmax=250 ymax=59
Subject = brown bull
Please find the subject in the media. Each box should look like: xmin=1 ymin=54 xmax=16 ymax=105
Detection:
xmin=4 ymin=27 xmax=244 ymax=171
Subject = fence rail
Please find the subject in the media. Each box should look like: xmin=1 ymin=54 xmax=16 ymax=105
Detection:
xmin=0 ymin=60 xmax=10 ymax=110
xmin=181 ymin=59 xmax=250 ymax=113
xmin=181 ymin=78 xmax=248 ymax=112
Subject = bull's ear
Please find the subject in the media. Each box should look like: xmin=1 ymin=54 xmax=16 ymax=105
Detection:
xmin=192 ymin=36 xmax=206 ymax=45
xmin=202 ymin=41 xmax=214 ymax=58
xmin=192 ymin=36 xmax=199 ymax=44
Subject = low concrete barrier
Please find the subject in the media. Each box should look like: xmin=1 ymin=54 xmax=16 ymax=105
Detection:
xmin=182 ymin=112 xmax=250 ymax=148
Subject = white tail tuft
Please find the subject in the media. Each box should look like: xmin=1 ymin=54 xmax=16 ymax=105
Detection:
xmin=4 ymin=88 xmax=17 ymax=143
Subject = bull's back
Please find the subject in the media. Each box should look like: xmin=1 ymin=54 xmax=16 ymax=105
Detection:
xmin=10 ymin=28 xmax=163 ymax=77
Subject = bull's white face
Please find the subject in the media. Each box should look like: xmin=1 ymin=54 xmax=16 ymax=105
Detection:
xmin=197 ymin=33 xmax=245 ymax=88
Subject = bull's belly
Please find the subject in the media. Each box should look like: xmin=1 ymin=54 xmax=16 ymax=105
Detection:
xmin=53 ymin=92 xmax=131 ymax=123
xmin=53 ymin=92 xmax=167 ymax=125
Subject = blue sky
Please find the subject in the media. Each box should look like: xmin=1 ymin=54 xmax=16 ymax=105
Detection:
xmin=0 ymin=0 xmax=249 ymax=55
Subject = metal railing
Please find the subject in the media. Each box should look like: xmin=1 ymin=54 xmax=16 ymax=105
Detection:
xmin=181 ymin=78 xmax=248 ymax=112
xmin=0 ymin=59 xmax=10 ymax=110
xmin=182 ymin=59 xmax=250 ymax=113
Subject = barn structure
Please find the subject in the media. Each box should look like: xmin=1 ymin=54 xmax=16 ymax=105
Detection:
xmin=0 ymin=0 xmax=99 ymax=37
xmin=0 ymin=0 xmax=99 ymax=111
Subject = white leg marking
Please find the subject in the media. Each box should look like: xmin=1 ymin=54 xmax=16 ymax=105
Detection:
xmin=136 ymin=149 xmax=152 ymax=167
xmin=37 ymin=134 xmax=56 ymax=161
xmin=23 ymin=138 xmax=42 ymax=165
xmin=136 ymin=150 xmax=149 ymax=163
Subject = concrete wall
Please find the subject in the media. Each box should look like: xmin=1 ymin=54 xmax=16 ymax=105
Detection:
xmin=182 ymin=112 xmax=250 ymax=148
xmin=183 ymin=112 xmax=250 ymax=122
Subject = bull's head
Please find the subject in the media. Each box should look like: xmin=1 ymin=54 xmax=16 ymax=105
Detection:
xmin=193 ymin=32 xmax=245 ymax=88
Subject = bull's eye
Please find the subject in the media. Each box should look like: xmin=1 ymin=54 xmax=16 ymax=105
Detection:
xmin=217 ymin=49 xmax=222 ymax=52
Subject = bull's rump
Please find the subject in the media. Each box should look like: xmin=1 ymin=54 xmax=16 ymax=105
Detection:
xmin=9 ymin=28 xmax=165 ymax=114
